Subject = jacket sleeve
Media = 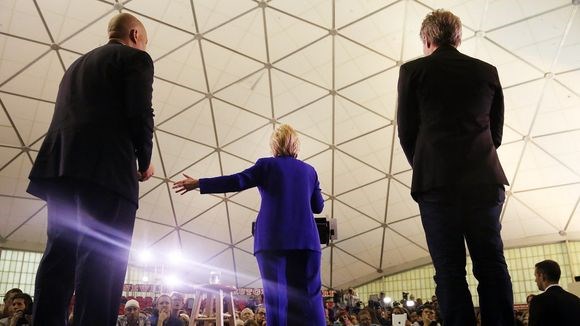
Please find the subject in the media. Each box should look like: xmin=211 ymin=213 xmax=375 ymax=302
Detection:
xmin=199 ymin=159 xmax=263 ymax=194
xmin=311 ymin=170 xmax=324 ymax=214
xmin=396 ymin=64 xmax=420 ymax=166
xmin=489 ymin=66 xmax=504 ymax=149
xmin=124 ymin=50 xmax=154 ymax=172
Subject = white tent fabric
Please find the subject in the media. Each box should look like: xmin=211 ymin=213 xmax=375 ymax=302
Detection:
xmin=0 ymin=0 xmax=579 ymax=289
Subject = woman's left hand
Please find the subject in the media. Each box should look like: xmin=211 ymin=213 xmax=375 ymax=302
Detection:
xmin=172 ymin=174 xmax=199 ymax=194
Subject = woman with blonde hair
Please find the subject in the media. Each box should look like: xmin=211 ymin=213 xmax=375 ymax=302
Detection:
xmin=174 ymin=124 xmax=325 ymax=325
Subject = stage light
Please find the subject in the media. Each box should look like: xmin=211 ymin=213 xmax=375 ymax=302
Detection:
xmin=138 ymin=249 xmax=152 ymax=263
xmin=164 ymin=274 xmax=180 ymax=287
xmin=142 ymin=276 xmax=149 ymax=282
xmin=383 ymin=296 xmax=392 ymax=304
xmin=168 ymin=250 xmax=183 ymax=263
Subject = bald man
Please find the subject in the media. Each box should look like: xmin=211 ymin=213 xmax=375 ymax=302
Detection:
xmin=28 ymin=13 xmax=155 ymax=325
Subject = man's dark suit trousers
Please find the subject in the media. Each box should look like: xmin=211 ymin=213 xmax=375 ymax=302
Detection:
xmin=32 ymin=178 xmax=136 ymax=326
xmin=417 ymin=185 xmax=514 ymax=326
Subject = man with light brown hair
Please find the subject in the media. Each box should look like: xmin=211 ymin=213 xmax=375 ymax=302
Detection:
xmin=397 ymin=9 xmax=513 ymax=326
xmin=29 ymin=11 xmax=155 ymax=325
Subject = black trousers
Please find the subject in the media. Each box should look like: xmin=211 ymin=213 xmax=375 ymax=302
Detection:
xmin=32 ymin=178 xmax=136 ymax=326
xmin=417 ymin=185 xmax=514 ymax=326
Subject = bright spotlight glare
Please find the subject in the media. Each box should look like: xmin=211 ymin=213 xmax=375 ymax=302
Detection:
xmin=406 ymin=300 xmax=415 ymax=307
xmin=164 ymin=274 xmax=180 ymax=287
xmin=138 ymin=250 xmax=152 ymax=263
xmin=383 ymin=296 xmax=392 ymax=304
xmin=142 ymin=276 xmax=149 ymax=282
xmin=168 ymin=250 xmax=183 ymax=263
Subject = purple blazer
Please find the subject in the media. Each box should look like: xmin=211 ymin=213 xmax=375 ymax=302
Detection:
xmin=199 ymin=156 xmax=324 ymax=253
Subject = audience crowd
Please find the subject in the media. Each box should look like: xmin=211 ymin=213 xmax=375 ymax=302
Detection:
xmin=1 ymin=259 xmax=578 ymax=326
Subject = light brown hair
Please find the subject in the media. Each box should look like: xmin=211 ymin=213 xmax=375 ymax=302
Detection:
xmin=420 ymin=9 xmax=462 ymax=47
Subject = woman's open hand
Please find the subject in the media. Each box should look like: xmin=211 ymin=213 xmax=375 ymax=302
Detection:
xmin=172 ymin=174 xmax=199 ymax=195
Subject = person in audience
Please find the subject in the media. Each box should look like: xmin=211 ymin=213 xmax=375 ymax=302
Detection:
xmin=244 ymin=319 xmax=259 ymax=326
xmin=178 ymin=313 xmax=189 ymax=325
xmin=519 ymin=294 xmax=535 ymax=326
xmin=117 ymin=298 xmax=150 ymax=326
xmin=412 ymin=304 xmax=439 ymax=326
xmin=173 ymin=124 xmax=325 ymax=326
xmin=392 ymin=306 xmax=412 ymax=326
xmin=240 ymin=307 xmax=254 ymax=322
xmin=0 ymin=292 xmax=33 ymax=326
xmin=255 ymin=306 xmax=266 ymax=326
xmin=349 ymin=314 xmax=359 ymax=326
xmin=0 ymin=289 xmax=22 ymax=319
xmin=528 ymin=259 xmax=580 ymax=325
xmin=170 ymin=292 xmax=185 ymax=317
xmin=396 ymin=8 xmax=514 ymax=326
xmin=344 ymin=288 xmax=359 ymax=313
xmin=148 ymin=294 xmax=182 ymax=326
xmin=357 ymin=309 xmax=373 ymax=326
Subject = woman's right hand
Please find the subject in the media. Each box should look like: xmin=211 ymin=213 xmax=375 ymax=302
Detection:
xmin=172 ymin=174 xmax=199 ymax=195
xmin=157 ymin=308 xmax=169 ymax=326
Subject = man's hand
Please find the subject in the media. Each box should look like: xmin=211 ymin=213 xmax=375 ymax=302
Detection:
xmin=172 ymin=173 xmax=199 ymax=195
xmin=138 ymin=164 xmax=154 ymax=182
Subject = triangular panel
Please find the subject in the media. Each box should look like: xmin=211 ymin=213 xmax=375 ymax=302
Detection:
xmin=334 ymin=150 xmax=387 ymax=195
xmin=333 ymin=200 xmax=382 ymax=240
xmin=213 ymin=98 xmax=271 ymax=147
xmin=204 ymin=8 xmax=266 ymax=62
xmin=270 ymin=68 xmax=329 ymax=118
xmin=265 ymin=6 xmax=329 ymax=62
xmin=278 ymin=96 xmax=333 ymax=144
xmin=274 ymin=36 xmax=332 ymax=88
xmin=515 ymin=184 xmax=580 ymax=231
xmin=335 ymin=35 xmax=395 ymax=89
xmin=337 ymin=124 xmax=393 ymax=173
xmin=180 ymin=199 xmax=231 ymax=244
xmin=2 ymin=94 xmax=54 ymax=146
xmin=0 ymin=50 xmax=63 ymax=101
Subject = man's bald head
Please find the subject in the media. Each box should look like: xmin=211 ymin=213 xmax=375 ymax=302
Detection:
xmin=108 ymin=13 xmax=148 ymax=51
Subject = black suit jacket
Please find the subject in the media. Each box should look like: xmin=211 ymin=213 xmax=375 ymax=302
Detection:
xmin=28 ymin=40 xmax=154 ymax=205
xmin=528 ymin=285 xmax=580 ymax=326
xmin=397 ymin=45 xmax=508 ymax=199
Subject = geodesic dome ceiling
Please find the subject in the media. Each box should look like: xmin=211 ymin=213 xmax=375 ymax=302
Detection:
xmin=1 ymin=0 xmax=580 ymax=289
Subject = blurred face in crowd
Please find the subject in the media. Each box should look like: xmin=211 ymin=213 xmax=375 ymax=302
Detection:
xmin=256 ymin=307 xmax=266 ymax=323
xmin=241 ymin=308 xmax=254 ymax=321
xmin=421 ymin=308 xmax=435 ymax=323
xmin=410 ymin=311 xmax=418 ymax=322
xmin=11 ymin=298 xmax=26 ymax=314
xmin=125 ymin=305 xmax=139 ymax=320
xmin=393 ymin=307 xmax=405 ymax=315
xmin=171 ymin=294 xmax=184 ymax=311
xmin=350 ymin=316 xmax=358 ymax=324
xmin=157 ymin=295 xmax=171 ymax=314
xmin=359 ymin=312 xmax=372 ymax=326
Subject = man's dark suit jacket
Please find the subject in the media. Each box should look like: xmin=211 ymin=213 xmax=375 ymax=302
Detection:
xmin=397 ymin=45 xmax=508 ymax=199
xmin=528 ymin=285 xmax=580 ymax=326
xmin=199 ymin=156 xmax=324 ymax=253
xmin=27 ymin=40 xmax=154 ymax=205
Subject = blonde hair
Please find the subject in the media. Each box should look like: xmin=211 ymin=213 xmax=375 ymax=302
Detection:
xmin=270 ymin=124 xmax=300 ymax=158
xmin=420 ymin=9 xmax=462 ymax=47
